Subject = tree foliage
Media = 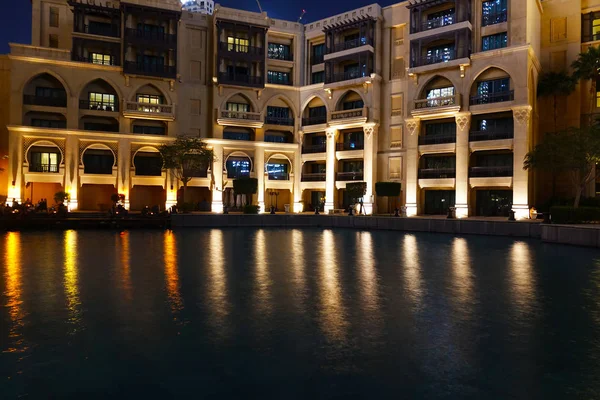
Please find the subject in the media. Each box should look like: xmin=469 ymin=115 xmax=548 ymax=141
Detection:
xmin=375 ymin=182 xmax=401 ymax=197
xmin=346 ymin=182 xmax=367 ymax=201
xmin=537 ymin=71 xmax=576 ymax=132
xmin=524 ymin=127 xmax=600 ymax=207
xmin=233 ymin=177 xmax=258 ymax=205
xmin=572 ymin=46 xmax=600 ymax=125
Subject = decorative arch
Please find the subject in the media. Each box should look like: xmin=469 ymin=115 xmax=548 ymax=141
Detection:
xmin=265 ymin=153 xmax=293 ymax=173
xmin=469 ymin=66 xmax=513 ymax=91
xmin=77 ymin=77 xmax=123 ymax=103
xmin=262 ymin=93 xmax=298 ymax=117
xmin=80 ymin=143 xmax=117 ymax=168
xmin=132 ymin=145 xmax=162 ymax=168
xmin=20 ymin=70 xmax=72 ymax=98
xmin=416 ymin=74 xmax=459 ymax=99
xmin=224 ymin=150 xmax=253 ymax=172
xmin=301 ymin=94 xmax=330 ymax=115
xmin=220 ymin=92 xmax=259 ymax=113
xmin=334 ymin=89 xmax=366 ymax=111
xmin=25 ymin=139 xmax=65 ymax=165
xmin=129 ymin=82 xmax=172 ymax=104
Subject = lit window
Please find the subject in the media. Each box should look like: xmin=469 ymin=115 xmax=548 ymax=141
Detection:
xmin=482 ymin=0 xmax=507 ymax=27
xmin=88 ymin=92 xmax=115 ymax=111
xmin=226 ymin=102 xmax=249 ymax=112
xmin=227 ymin=36 xmax=249 ymax=52
xmin=136 ymin=94 xmax=164 ymax=112
xmin=425 ymin=44 xmax=455 ymax=64
xmin=482 ymin=32 xmax=508 ymax=51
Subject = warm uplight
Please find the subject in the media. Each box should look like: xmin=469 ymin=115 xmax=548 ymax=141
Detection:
xmin=207 ymin=229 xmax=229 ymax=333
xmin=357 ymin=231 xmax=379 ymax=311
xmin=164 ymin=231 xmax=183 ymax=316
xmin=118 ymin=231 xmax=132 ymax=301
xmin=4 ymin=232 xmax=25 ymax=353
xmin=510 ymin=241 xmax=536 ymax=313
xmin=63 ymin=230 xmax=81 ymax=324
xmin=291 ymin=229 xmax=305 ymax=287
xmin=402 ymin=234 xmax=423 ymax=305
xmin=293 ymin=202 xmax=303 ymax=213
xmin=319 ymin=229 xmax=347 ymax=341
xmin=451 ymin=237 xmax=473 ymax=305
xmin=254 ymin=229 xmax=272 ymax=314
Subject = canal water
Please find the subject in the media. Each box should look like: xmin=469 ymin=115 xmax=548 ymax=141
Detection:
xmin=1 ymin=229 xmax=600 ymax=399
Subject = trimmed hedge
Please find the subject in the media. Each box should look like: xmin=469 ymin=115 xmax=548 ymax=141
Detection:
xmin=243 ymin=204 xmax=260 ymax=214
xmin=375 ymin=182 xmax=401 ymax=197
xmin=550 ymin=206 xmax=600 ymax=224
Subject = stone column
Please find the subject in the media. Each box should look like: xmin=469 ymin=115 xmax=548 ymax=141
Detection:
xmin=325 ymin=128 xmax=338 ymax=213
xmin=255 ymin=147 xmax=265 ymax=212
xmin=512 ymin=106 xmax=532 ymax=220
xmin=117 ymin=140 xmax=131 ymax=209
xmin=293 ymin=145 xmax=303 ymax=213
xmin=7 ymin=130 xmax=23 ymax=203
xmin=404 ymin=118 xmax=420 ymax=216
xmin=64 ymin=135 xmax=79 ymax=210
xmin=363 ymin=124 xmax=378 ymax=215
xmin=454 ymin=112 xmax=471 ymax=218
xmin=165 ymin=171 xmax=177 ymax=210
xmin=210 ymin=144 xmax=224 ymax=213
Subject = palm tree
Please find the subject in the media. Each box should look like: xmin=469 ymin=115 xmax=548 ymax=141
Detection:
xmin=537 ymin=71 xmax=576 ymax=132
xmin=572 ymin=46 xmax=600 ymax=126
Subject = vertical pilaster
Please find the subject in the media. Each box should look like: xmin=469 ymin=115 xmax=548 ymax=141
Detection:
xmin=255 ymin=147 xmax=265 ymax=212
xmin=165 ymin=172 xmax=177 ymax=210
xmin=211 ymin=144 xmax=224 ymax=213
xmin=363 ymin=124 xmax=378 ymax=215
xmin=293 ymin=148 xmax=303 ymax=213
xmin=64 ymin=135 xmax=79 ymax=210
xmin=512 ymin=106 xmax=532 ymax=220
xmin=118 ymin=139 xmax=131 ymax=209
xmin=404 ymin=118 xmax=420 ymax=216
xmin=7 ymin=130 xmax=23 ymax=203
xmin=454 ymin=112 xmax=471 ymax=218
xmin=325 ymin=128 xmax=338 ymax=212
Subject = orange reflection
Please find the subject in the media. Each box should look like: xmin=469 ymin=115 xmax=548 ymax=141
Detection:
xmin=118 ymin=231 xmax=132 ymax=301
xmin=207 ymin=229 xmax=228 ymax=332
xmin=291 ymin=229 xmax=306 ymax=312
xmin=164 ymin=231 xmax=183 ymax=316
xmin=319 ymin=229 xmax=347 ymax=341
xmin=510 ymin=241 xmax=536 ymax=312
xmin=451 ymin=237 xmax=473 ymax=305
xmin=357 ymin=231 xmax=380 ymax=314
xmin=402 ymin=234 xmax=423 ymax=305
xmin=4 ymin=231 xmax=25 ymax=353
xmin=63 ymin=230 xmax=82 ymax=325
xmin=254 ymin=229 xmax=272 ymax=315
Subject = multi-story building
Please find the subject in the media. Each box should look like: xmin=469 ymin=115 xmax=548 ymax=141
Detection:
xmin=0 ymin=0 xmax=597 ymax=217
xmin=182 ymin=0 xmax=214 ymax=15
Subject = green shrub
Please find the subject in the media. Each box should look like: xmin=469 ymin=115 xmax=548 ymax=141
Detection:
xmin=243 ymin=204 xmax=260 ymax=214
xmin=375 ymin=182 xmax=401 ymax=197
xmin=550 ymin=206 xmax=600 ymax=224
xmin=346 ymin=182 xmax=367 ymax=201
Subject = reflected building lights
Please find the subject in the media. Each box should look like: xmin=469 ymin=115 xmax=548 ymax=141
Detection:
xmin=291 ymin=229 xmax=306 ymax=310
xmin=63 ymin=230 xmax=82 ymax=325
xmin=4 ymin=231 xmax=25 ymax=353
xmin=451 ymin=237 xmax=473 ymax=306
xmin=510 ymin=241 xmax=536 ymax=313
xmin=319 ymin=229 xmax=347 ymax=341
xmin=402 ymin=234 xmax=423 ymax=306
xmin=254 ymin=229 xmax=272 ymax=315
xmin=118 ymin=231 xmax=132 ymax=302
xmin=207 ymin=229 xmax=228 ymax=330
xmin=164 ymin=231 xmax=183 ymax=316
xmin=357 ymin=231 xmax=380 ymax=314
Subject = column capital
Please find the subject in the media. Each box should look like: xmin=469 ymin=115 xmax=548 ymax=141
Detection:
xmin=326 ymin=128 xmax=338 ymax=139
xmin=363 ymin=124 xmax=378 ymax=137
xmin=512 ymin=106 xmax=532 ymax=126
xmin=454 ymin=112 xmax=471 ymax=132
xmin=405 ymin=118 xmax=420 ymax=136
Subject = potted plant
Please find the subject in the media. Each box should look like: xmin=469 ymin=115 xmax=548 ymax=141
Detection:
xmin=345 ymin=182 xmax=367 ymax=215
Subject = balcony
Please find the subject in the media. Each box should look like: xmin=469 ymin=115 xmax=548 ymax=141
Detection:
xmin=414 ymin=50 xmax=457 ymax=67
xmin=418 ymin=168 xmax=455 ymax=179
xmin=266 ymin=76 xmax=292 ymax=86
xmin=79 ymin=99 xmax=119 ymax=112
xmin=23 ymin=95 xmax=67 ymax=108
xmin=469 ymin=91 xmax=514 ymax=106
xmin=412 ymin=94 xmax=461 ymax=117
xmin=72 ymin=54 xmax=120 ymax=66
xmin=330 ymin=107 xmax=367 ymax=122
xmin=417 ymin=15 xmax=456 ymax=33
xmin=327 ymin=70 xmax=372 ymax=84
xmin=482 ymin=11 xmax=507 ymax=27
xmin=302 ymin=116 xmax=327 ymax=126
xmin=264 ymin=116 xmax=294 ymax=126
xmin=122 ymin=101 xmax=175 ymax=121
xmin=218 ymin=42 xmax=263 ymax=56
xmin=123 ymin=61 xmax=176 ymax=79
xmin=469 ymin=166 xmax=513 ymax=178
xmin=469 ymin=130 xmax=513 ymax=142
xmin=302 ymin=144 xmax=327 ymax=154
xmin=217 ymin=73 xmax=264 ymax=87
xmin=336 ymin=171 xmax=363 ymax=181
xmin=75 ymin=24 xmax=120 ymax=38
xmin=125 ymin=28 xmax=177 ymax=46
xmin=221 ymin=110 xmax=260 ymax=121
xmin=312 ymin=54 xmax=325 ymax=65
xmin=29 ymin=163 xmax=59 ymax=173
xmin=336 ymin=142 xmax=364 ymax=151
xmin=268 ymin=172 xmax=290 ymax=180
xmin=419 ymin=134 xmax=456 ymax=145
xmin=268 ymin=52 xmax=293 ymax=62
xmin=302 ymin=173 xmax=326 ymax=182
xmin=330 ymin=38 xmax=373 ymax=53
xmin=217 ymin=110 xmax=263 ymax=129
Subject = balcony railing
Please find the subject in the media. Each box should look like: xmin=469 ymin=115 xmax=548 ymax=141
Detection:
xmin=268 ymin=172 xmax=290 ymax=180
xmin=419 ymin=134 xmax=456 ymax=145
xmin=218 ymin=73 xmax=264 ymax=87
xmin=328 ymin=70 xmax=372 ymax=83
xmin=337 ymin=171 xmax=364 ymax=181
xmin=469 ymin=166 xmax=513 ymax=178
xmin=302 ymin=115 xmax=327 ymax=126
xmin=268 ymin=52 xmax=293 ymax=61
xmin=330 ymin=38 xmax=373 ymax=53
xmin=125 ymin=101 xmax=174 ymax=115
xmin=123 ymin=61 xmax=176 ymax=78
xmin=469 ymin=130 xmax=514 ymax=141
xmin=125 ymin=28 xmax=177 ymax=45
xmin=79 ymin=99 xmax=118 ymax=112
xmin=331 ymin=107 xmax=366 ymax=121
xmin=75 ymin=24 xmax=120 ymax=38
xmin=72 ymin=54 xmax=119 ymax=66
xmin=264 ymin=116 xmax=294 ymax=126
xmin=23 ymin=95 xmax=67 ymax=107
xmin=135 ymin=168 xmax=162 ymax=177
xmin=267 ymin=77 xmax=292 ymax=86
xmin=418 ymin=168 xmax=456 ymax=179
xmin=312 ymin=54 xmax=325 ymax=65
xmin=336 ymin=142 xmax=364 ymax=151
xmin=29 ymin=163 xmax=59 ymax=173
xmin=301 ymin=173 xmax=326 ymax=182
xmin=414 ymin=50 xmax=456 ymax=67
xmin=414 ymin=95 xmax=458 ymax=109
xmin=302 ymin=143 xmax=327 ymax=154
xmin=218 ymin=42 xmax=263 ymax=56
xmin=417 ymin=15 xmax=456 ymax=32
xmin=482 ymin=11 xmax=508 ymax=27
xmin=220 ymin=110 xmax=261 ymax=121
xmin=469 ymin=90 xmax=514 ymax=105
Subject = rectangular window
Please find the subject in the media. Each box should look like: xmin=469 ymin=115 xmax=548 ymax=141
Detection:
xmin=88 ymin=92 xmax=115 ymax=111
xmin=49 ymin=34 xmax=58 ymax=48
xmin=137 ymin=23 xmax=165 ymax=39
xmin=390 ymin=126 xmax=403 ymax=148
xmin=343 ymin=63 xmax=361 ymax=79
xmin=475 ymin=78 xmax=511 ymax=104
xmin=391 ymin=95 xmax=403 ymax=116
xmin=83 ymin=122 xmax=118 ymax=132
xmin=224 ymin=131 xmax=252 ymax=141
xmin=312 ymin=43 xmax=325 ymax=64
xmin=342 ymin=99 xmax=364 ymax=110
xmin=190 ymin=99 xmax=201 ymax=115
xmin=226 ymin=102 xmax=249 ymax=112
xmin=311 ymin=71 xmax=325 ymax=84
xmin=267 ymin=70 xmax=291 ymax=85
xmin=482 ymin=0 xmax=507 ymax=27
xmin=425 ymin=122 xmax=456 ymax=137
xmin=227 ymin=36 xmax=249 ymax=52
xmin=31 ymin=152 xmax=59 ymax=173
xmin=49 ymin=7 xmax=59 ymax=28
xmin=266 ymin=106 xmax=290 ymax=119
xmin=388 ymin=157 xmax=402 ymax=180
xmin=426 ymin=44 xmax=455 ymax=64
xmin=91 ymin=53 xmax=113 ymax=65
xmin=426 ymin=86 xmax=455 ymax=99
xmin=482 ymin=32 xmax=507 ymax=51
xmin=133 ymin=125 xmax=166 ymax=135
xmin=425 ymin=7 xmax=454 ymax=30
xmin=31 ymin=119 xmax=66 ymax=129
xmin=268 ymin=43 xmax=292 ymax=61
xmin=309 ymin=106 xmax=326 ymax=118
xmin=137 ymin=94 xmax=163 ymax=104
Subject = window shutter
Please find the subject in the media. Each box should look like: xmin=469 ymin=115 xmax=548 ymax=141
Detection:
xmin=392 ymin=57 xmax=405 ymax=79
xmin=390 ymin=126 xmax=403 ymax=148
xmin=551 ymin=17 xmax=567 ymax=42
xmin=388 ymin=157 xmax=402 ymax=179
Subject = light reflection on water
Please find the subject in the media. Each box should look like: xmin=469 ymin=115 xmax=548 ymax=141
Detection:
xmin=1 ymin=229 xmax=600 ymax=398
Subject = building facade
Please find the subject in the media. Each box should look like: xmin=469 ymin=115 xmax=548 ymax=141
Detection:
xmin=0 ymin=0 xmax=597 ymax=217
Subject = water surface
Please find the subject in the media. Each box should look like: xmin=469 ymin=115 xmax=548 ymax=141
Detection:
xmin=1 ymin=228 xmax=600 ymax=399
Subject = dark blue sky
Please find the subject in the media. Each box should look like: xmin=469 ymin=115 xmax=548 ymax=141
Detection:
xmin=0 ymin=0 xmax=403 ymax=54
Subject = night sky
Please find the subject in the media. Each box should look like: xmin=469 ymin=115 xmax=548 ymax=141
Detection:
xmin=0 ymin=0 xmax=405 ymax=54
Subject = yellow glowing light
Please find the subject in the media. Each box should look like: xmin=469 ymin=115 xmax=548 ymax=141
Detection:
xmin=207 ymin=229 xmax=228 ymax=333
xmin=63 ymin=230 xmax=81 ymax=323
xmin=4 ymin=231 xmax=25 ymax=353
xmin=402 ymin=234 xmax=422 ymax=304
xmin=319 ymin=229 xmax=347 ymax=341
xmin=118 ymin=231 xmax=132 ymax=301
xmin=451 ymin=237 xmax=473 ymax=305
xmin=164 ymin=231 xmax=183 ymax=316
xmin=510 ymin=241 xmax=536 ymax=312
xmin=254 ymin=229 xmax=272 ymax=314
